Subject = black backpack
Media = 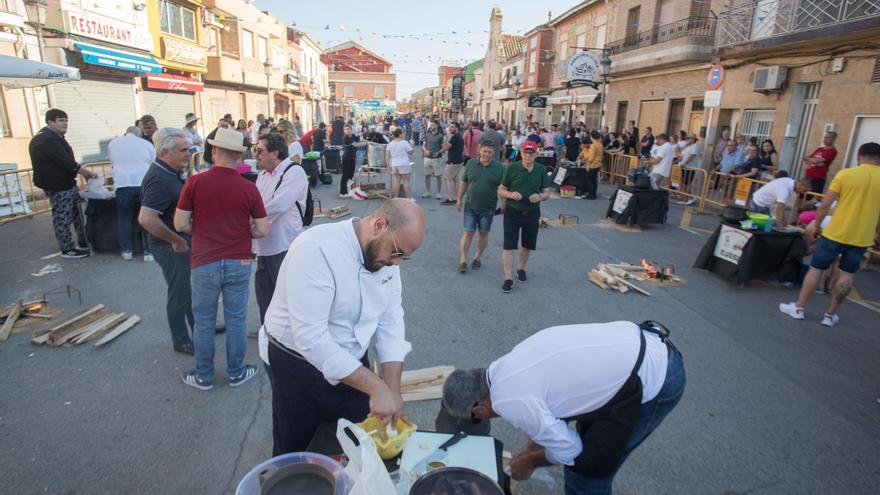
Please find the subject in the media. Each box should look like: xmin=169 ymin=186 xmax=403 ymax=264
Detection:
xmin=274 ymin=162 xmax=314 ymax=226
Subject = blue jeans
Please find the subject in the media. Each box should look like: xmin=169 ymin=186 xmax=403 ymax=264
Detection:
xmin=463 ymin=207 xmax=494 ymax=233
xmin=564 ymin=349 xmax=686 ymax=495
xmin=115 ymin=186 xmax=149 ymax=254
xmin=191 ymin=259 xmax=252 ymax=382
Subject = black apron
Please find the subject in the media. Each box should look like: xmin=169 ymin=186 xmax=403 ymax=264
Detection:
xmin=563 ymin=321 xmax=677 ymax=477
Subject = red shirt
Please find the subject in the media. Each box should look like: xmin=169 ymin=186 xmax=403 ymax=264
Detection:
xmin=300 ymin=129 xmax=315 ymax=150
xmin=177 ymin=167 xmax=267 ymax=268
xmin=804 ymin=146 xmax=837 ymax=180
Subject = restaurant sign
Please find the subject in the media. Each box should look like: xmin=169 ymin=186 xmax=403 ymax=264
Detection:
xmin=713 ymin=225 xmax=752 ymax=265
xmin=64 ymin=9 xmax=152 ymax=51
xmin=565 ymin=51 xmax=599 ymax=87
xmin=162 ymin=38 xmax=207 ymax=67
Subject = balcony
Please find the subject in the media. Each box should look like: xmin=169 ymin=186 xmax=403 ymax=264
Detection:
xmin=607 ymin=16 xmax=716 ymax=76
xmin=716 ymin=0 xmax=880 ymax=51
xmin=205 ymin=55 xmax=283 ymax=89
xmin=607 ymin=16 xmax=716 ymax=56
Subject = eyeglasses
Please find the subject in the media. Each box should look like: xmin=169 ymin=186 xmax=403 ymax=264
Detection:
xmin=385 ymin=219 xmax=406 ymax=259
xmin=255 ymin=147 xmax=266 ymax=154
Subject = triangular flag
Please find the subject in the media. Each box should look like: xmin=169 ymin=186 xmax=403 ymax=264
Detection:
xmin=339 ymin=24 xmax=345 ymax=31
xmin=325 ymin=24 xmax=330 ymax=30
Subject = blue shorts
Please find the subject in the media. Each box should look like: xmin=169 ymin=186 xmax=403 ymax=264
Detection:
xmin=463 ymin=207 xmax=494 ymax=233
xmin=811 ymin=236 xmax=866 ymax=274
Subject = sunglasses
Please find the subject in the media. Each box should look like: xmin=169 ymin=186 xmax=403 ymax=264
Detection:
xmin=386 ymin=219 xmax=406 ymax=259
xmin=255 ymin=147 xmax=266 ymax=154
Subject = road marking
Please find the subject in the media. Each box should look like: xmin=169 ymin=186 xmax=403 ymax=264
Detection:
xmin=848 ymin=287 xmax=880 ymax=313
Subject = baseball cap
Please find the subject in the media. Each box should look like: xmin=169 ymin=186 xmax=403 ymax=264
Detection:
xmin=479 ymin=138 xmax=496 ymax=148
xmin=521 ymin=141 xmax=538 ymax=152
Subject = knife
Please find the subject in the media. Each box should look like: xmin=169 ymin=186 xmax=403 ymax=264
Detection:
xmin=410 ymin=431 xmax=468 ymax=473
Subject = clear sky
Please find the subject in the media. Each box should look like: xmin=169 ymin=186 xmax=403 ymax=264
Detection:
xmin=254 ymin=0 xmax=580 ymax=100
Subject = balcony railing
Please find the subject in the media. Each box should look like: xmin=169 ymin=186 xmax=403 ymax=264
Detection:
xmin=716 ymin=0 xmax=880 ymax=48
xmin=607 ymin=16 xmax=717 ymax=56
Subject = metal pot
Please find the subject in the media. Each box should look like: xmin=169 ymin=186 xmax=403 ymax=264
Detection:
xmin=409 ymin=466 xmax=504 ymax=495
xmin=235 ymin=452 xmax=351 ymax=495
xmin=633 ymin=174 xmax=652 ymax=189
xmin=722 ymin=205 xmax=748 ymax=222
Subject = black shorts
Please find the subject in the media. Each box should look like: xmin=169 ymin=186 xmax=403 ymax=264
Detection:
xmin=503 ymin=208 xmax=540 ymax=250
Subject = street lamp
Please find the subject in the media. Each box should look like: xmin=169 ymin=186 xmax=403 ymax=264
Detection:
xmin=599 ymin=52 xmax=612 ymax=129
xmin=513 ymin=79 xmax=521 ymax=126
xmin=264 ymin=59 xmax=273 ymax=118
xmin=24 ymin=0 xmax=53 ymax=107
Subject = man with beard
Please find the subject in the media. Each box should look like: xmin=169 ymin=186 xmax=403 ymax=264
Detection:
xmin=263 ymin=199 xmax=426 ymax=454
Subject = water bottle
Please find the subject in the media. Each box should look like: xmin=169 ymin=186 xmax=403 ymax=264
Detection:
xmin=764 ymin=217 xmax=774 ymax=232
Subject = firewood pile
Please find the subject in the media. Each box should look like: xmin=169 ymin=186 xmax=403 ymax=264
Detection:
xmin=400 ymin=365 xmax=454 ymax=402
xmin=29 ymin=304 xmax=140 ymax=348
xmin=588 ymin=260 xmax=686 ymax=296
xmin=313 ymin=205 xmax=352 ymax=219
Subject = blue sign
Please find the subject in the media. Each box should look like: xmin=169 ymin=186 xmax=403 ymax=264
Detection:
xmin=362 ymin=100 xmax=381 ymax=107
xmin=707 ymin=64 xmax=725 ymax=90
xmin=75 ymin=43 xmax=161 ymax=74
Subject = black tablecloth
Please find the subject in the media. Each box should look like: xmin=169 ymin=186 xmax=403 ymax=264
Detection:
xmin=605 ymin=186 xmax=669 ymax=226
xmin=307 ymin=422 xmax=511 ymax=494
xmin=536 ymin=155 xmax=556 ymax=172
xmin=694 ymin=221 xmax=807 ymax=285
xmin=85 ymin=197 xmax=147 ymax=254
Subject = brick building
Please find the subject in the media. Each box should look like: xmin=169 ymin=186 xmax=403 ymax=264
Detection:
xmin=322 ymin=41 xmax=396 ymax=118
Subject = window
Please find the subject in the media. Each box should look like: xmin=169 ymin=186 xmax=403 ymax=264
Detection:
xmin=626 ymin=6 xmax=641 ymax=39
xmin=159 ymin=1 xmax=196 ymax=41
xmin=242 ymin=30 xmax=254 ymax=59
xmin=207 ymin=28 xmax=220 ymax=55
xmin=595 ymin=23 xmax=607 ymax=49
xmin=374 ymin=86 xmax=384 ymax=98
xmin=741 ymin=109 xmax=775 ymax=142
xmin=575 ymin=33 xmax=586 ymax=49
xmin=0 ymin=90 xmax=10 ymax=137
xmin=872 ymin=58 xmax=880 ymax=84
xmin=529 ymin=52 xmax=536 ymax=73
xmin=257 ymin=36 xmax=268 ymax=62
xmin=559 ymin=40 xmax=568 ymax=61
xmin=344 ymin=86 xmax=354 ymax=97
xmin=530 ymin=38 xmax=537 ymax=49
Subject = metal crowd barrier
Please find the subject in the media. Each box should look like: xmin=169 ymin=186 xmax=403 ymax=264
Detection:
xmin=664 ymin=165 xmax=709 ymax=211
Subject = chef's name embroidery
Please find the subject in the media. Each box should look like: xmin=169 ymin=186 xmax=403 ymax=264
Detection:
xmin=381 ymin=275 xmax=393 ymax=284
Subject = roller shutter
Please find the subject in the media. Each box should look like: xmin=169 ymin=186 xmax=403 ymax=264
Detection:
xmin=144 ymin=90 xmax=196 ymax=130
xmin=52 ymin=76 xmax=137 ymax=163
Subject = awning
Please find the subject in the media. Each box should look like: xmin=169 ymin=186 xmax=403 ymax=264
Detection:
xmin=146 ymin=73 xmax=204 ymax=92
xmin=74 ymin=42 xmax=161 ymax=74
xmin=547 ymin=94 xmax=599 ymax=105
xmin=0 ymin=54 xmax=80 ymax=88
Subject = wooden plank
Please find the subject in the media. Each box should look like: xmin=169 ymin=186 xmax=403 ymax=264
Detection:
xmin=605 ymin=263 xmax=648 ymax=271
xmin=614 ymin=277 xmax=651 ymax=296
xmin=588 ymin=270 xmax=610 ymax=289
xmin=12 ymin=307 xmax=60 ymax=335
xmin=0 ymin=300 xmax=22 ymax=341
xmin=38 ymin=304 xmax=104 ymax=337
xmin=401 ymin=366 xmax=454 ymax=387
xmin=93 ymin=315 xmax=141 ymax=348
xmin=47 ymin=307 xmax=112 ymax=346
xmin=61 ymin=313 xmax=122 ymax=346
xmin=73 ymin=313 xmax=128 ymax=345
xmin=402 ymin=384 xmax=444 ymax=402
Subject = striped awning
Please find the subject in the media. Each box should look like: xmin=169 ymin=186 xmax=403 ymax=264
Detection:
xmin=74 ymin=42 xmax=161 ymax=74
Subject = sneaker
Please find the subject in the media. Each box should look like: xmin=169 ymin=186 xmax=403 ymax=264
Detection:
xmin=459 ymin=262 xmax=468 ymax=273
xmin=821 ymin=313 xmax=839 ymax=327
xmin=574 ymin=195 xmax=584 ymax=200
xmin=501 ymin=279 xmax=513 ymax=293
xmin=121 ymin=251 xmax=133 ymax=261
xmin=471 ymin=259 xmax=482 ymax=270
xmin=441 ymin=199 xmax=455 ymax=205
xmin=143 ymin=253 xmax=154 ymax=262
xmin=516 ymin=270 xmax=528 ymax=283
xmin=174 ymin=342 xmax=194 ymax=355
xmin=683 ymin=198 xmax=697 ymax=206
xmin=434 ymin=193 xmax=442 ymax=200
xmin=229 ymin=365 xmax=259 ymax=387
xmin=409 ymin=197 xmax=417 ymax=202
xmin=338 ymin=193 xmax=351 ymax=199
xmin=421 ymin=192 xmax=431 ymax=198
xmin=182 ymin=372 xmax=213 ymax=391
xmin=778 ymin=302 xmax=805 ymax=320
xmin=61 ymin=248 xmax=90 ymax=259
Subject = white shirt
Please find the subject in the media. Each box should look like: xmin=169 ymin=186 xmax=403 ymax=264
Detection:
xmin=488 ymin=322 xmax=668 ymax=466
xmin=261 ymin=219 xmax=411 ymax=382
xmin=288 ymin=140 xmax=304 ymax=163
xmin=651 ymin=142 xmax=676 ymax=178
xmin=753 ymin=177 xmax=795 ymax=208
xmin=250 ymin=121 xmax=263 ymax=145
xmin=677 ymin=140 xmax=687 ymax=150
xmin=513 ymin=135 xmax=526 ymax=148
xmin=680 ymin=143 xmax=702 ymax=169
xmin=109 ymin=133 xmax=155 ymax=188
xmin=387 ymin=139 xmax=413 ymax=167
xmin=255 ymin=158 xmax=308 ymax=257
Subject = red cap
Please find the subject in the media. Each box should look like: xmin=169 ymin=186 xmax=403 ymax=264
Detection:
xmin=521 ymin=141 xmax=538 ymax=152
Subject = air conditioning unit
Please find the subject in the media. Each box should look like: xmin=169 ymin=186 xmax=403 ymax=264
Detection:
xmin=752 ymin=66 xmax=788 ymax=92
xmin=203 ymin=11 xmax=224 ymax=28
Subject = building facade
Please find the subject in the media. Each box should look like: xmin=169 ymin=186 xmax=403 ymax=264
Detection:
xmin=479 ymin=7 xmax=524 ymax=124
xmin=518 ymin=25 xmax=555 ymax=126
xmin=292 ymin=29 xmax=329 ymax=127
xmin=322 ymin=41 xmax=396 ymax=119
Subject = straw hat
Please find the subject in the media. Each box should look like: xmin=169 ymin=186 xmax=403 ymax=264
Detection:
xmin=207 ymin=127 xmax=245 ymax=152
xmin=185 ymin=113 xmax=199 ymax=125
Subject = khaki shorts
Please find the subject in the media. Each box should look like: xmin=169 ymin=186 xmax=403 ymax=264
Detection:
xmin=444 ymin=163 xmax=463 ymax=181
xmin=391 ymin=165 xmax=412 ymax=175
xmin=424 ymin=157 xmax=443 ymax=176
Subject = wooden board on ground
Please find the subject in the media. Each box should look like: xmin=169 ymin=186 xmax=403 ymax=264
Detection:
xmin=72 ymin=313 xmax=128 ymax=345
xmin=400 ymin=366 xmax=454 ymax=402
xmin=11 ymin=307 xmax=60 ymax=335
xmin=40 ymin=305 xmax=110 ymax=346
xmin=93 ymin=315 xmax=141 ymax=348
xmin=0 ymin=300 xmax=22 ymax=341
xmin=53 ymin=312 xmax=120 ymax=346
xmin=313 ymin=205 xmax=352 ymax=219
xmin=402 ymin=384 xmax=444 ymax=402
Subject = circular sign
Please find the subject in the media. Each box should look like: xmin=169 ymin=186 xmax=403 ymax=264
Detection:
xmin=707 ymin=64 xmax=726 ymax=90
xmin=566 ymin=51 xmax=600 ymax=84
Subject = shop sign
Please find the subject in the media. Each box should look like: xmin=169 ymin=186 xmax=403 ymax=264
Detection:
xmin=162 ymin=37 xmax=207 ymax=67
xmin=65 ymin=9 xmax=151 ymax=51
xmin=565 ymin=51 xmax=599 ymax=86
xmin=713 ymin=225 xmax=752 ymax=265
xmin=704 ymin=90 xmax=722 ymax=108
xmin=146 ymin=74 xmax=204 ymax=92
xmin=527 ymin=96 xmax=547 ymax=108
xmin=612 ymin=189 xmax=633 ymax=214
xmin=733 ymin=179 xmax=752 ymax=206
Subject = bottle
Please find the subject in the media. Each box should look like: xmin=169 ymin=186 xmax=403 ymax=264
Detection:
xmin=764 ymin=217 xmax=774 ymax=232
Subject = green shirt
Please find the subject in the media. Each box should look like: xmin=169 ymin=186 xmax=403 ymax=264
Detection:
xmin=501 ymin=160 xmax=549 ymax=213
xmin=462 ymin=157 xmax=504 ymax=213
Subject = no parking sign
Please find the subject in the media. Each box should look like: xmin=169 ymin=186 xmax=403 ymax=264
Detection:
xmin=707 ymin=64 xmax=725 ymax=90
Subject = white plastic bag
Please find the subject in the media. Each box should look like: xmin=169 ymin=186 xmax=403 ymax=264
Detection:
xmin=337 ymin=418 xmax=396 ymax=495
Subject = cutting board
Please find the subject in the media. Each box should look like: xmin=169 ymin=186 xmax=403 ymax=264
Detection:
xmin=399 ymin=432 xmax=498 ymax=482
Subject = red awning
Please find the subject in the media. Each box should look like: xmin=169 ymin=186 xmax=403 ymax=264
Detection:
xmin=146 ymin=74 xmax=203 ymax=92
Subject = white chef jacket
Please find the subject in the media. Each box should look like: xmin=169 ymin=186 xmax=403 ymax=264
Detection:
xmin=487 ymin=321 xmax=668 ymax=466
xmin=254 ymin=158 xmax=307 ymax=257
xmin=261 ymin=218 xmax=411 ymax=384
xmin=109 ymin=133 xmax=155 ymax=188
xmin=752 ymin=177 xmax=795 ymax=208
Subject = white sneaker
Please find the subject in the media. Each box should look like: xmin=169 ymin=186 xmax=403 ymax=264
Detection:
xmin=821 ymin=313 xmax=839 ymax=327
xmin=434 ymin=193 xmax=442 ymax=200
xmin=338 ymin=193 xmax=350 ymax=199
xmin=408 ymin=197 xmax=416 ymax=202
xmin=121 ymin=251 xmax=133 ymax=261
xmin=684 ymin=198 xmax=697 ymax=205
xmin=778 ymin=302 xmax=805 ymax=320
xmin=421 ymin=192 xmax=431 ymax=198
xmin=143 ymin=253 xmax=154 ymax=262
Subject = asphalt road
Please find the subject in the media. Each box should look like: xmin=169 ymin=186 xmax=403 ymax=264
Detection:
xmin=1 ymin=153 xmax=878 ymax=495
